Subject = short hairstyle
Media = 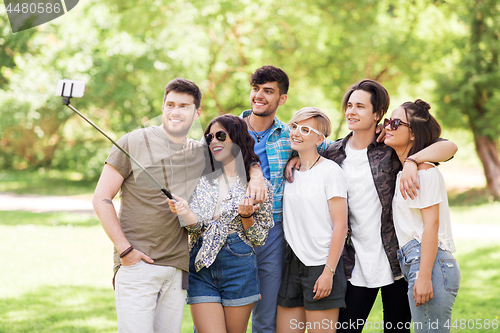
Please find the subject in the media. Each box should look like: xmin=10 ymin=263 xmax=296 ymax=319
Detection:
xmin=250 ymin=65 xmax=289 ymax=95
xmin=288 ymin=107 xmax=332 ymax=137
xmin=342 ymin=79 xmax=390 ymax=122
xmin=204 ymin=114 xmax=260 ymax=181
xmin=163 ymin=78 xmax=203 ymax=109
xmin=401 ymin=99 xmax=442 ymax=157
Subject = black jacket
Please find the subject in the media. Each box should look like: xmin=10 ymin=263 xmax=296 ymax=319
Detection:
xmin=322 ymin=132 xmax=403 ymax=279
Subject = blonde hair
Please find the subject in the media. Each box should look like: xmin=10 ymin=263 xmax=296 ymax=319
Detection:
xmin=288 ymin=107 xmax=332 ymax=137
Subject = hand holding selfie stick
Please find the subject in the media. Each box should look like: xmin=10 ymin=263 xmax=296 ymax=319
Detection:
xmin=57 ymin=79 xmax=173 ymax=199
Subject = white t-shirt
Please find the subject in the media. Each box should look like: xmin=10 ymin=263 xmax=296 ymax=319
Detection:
xmin=393 ymin=165 xmax=456 ymax=252
xmin=283 ymin=159 xmax=347 ymax=266
xmin=342 ymin=140 xmax=394 ymax=288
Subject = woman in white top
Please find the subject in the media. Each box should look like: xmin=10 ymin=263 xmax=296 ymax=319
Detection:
xmin=384 ymin=99 xmax=460 ymax=333
xmin=276 ymin=107 xmax=348 ymax=333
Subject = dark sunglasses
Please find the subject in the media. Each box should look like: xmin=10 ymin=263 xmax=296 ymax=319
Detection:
xmin=384 ymin=118 xmax=411 ymax=130
xmin=205 ymin=131 xmax=227 ymax=145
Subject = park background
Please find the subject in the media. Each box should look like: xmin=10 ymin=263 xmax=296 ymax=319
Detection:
xmin=1 ymin=0 xmax=499 ymax=332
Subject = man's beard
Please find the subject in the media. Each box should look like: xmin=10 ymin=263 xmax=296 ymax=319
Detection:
xmin=251 ymin=100 xmax=279 ymax=117
xmin=167 ymin=127 xmax=190 ymax=138
xmin=162 ymin=119 xmax=192 ymax=139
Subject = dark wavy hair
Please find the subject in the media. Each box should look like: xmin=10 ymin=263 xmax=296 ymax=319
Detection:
xmin=401 ymin=99 xmax=442 ymax=157
xmin=204 ymin=114 xmax=260 ymax=181
xmin=163 ymin=78 xmax=203 ymax=109
xmin=342 ymin=79 xmax=390 ymax=123
xmin=250 ymin=65 xmax=289 ymax=95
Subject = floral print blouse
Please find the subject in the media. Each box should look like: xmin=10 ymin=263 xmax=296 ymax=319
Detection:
xmin=182 ymin=172 xmax=274 ymax=272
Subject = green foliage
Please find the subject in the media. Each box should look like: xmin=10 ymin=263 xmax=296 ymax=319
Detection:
xmin=434 ymin=0 xmax=500 ymax=139
xmin=0 ymin=8 xmax=38 ymax=87
xmin=1 ymin=0 xmax=499 ymax=176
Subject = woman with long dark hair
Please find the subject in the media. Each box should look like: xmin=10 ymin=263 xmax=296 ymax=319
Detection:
xmin=168 ymin=114 xmax=274 ymax=333
xmin=384 ymin=100 xmax=460 ymax=332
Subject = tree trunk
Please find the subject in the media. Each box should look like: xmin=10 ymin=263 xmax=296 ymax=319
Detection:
xmin=473 ymin=132 xmax=500 ymax=199
xmin=334 ymin=117 xmax=345 ymax=141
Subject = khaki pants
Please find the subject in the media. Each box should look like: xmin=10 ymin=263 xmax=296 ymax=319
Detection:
xmin=115 ymin=261 xmax=185 ymax=333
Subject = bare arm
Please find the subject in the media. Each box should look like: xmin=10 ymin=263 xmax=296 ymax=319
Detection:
xmin=414 ymin=203 xmax=439 ymax=307
xmin=247 ymin=163 xmax=267 ymax=204
xmin=242 ymin=183 xmax=274 ymax=247
xmin=284 ymin=156 xmax=301 ymax=182
xmin=167 ymin=194 xmax=198 ymax=227
xmin=238 ymin=196 xmax=258 ymax=230
xmin=400 ymin=140 xmax=458 ymax=199
xmin=313 ymin=196 xmax=348 ymax=300
xmin=92 ymin=163 xmax=153 ymax=266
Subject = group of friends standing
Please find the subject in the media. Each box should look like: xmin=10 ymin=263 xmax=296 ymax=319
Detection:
xmin=92 ymin=65 xmax=461 ymax=333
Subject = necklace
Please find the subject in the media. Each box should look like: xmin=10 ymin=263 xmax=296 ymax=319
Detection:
xmin=308 ymin=155 xmax=321 ymax=170
xmin=247 ymin=112 xmax=274 ymax=143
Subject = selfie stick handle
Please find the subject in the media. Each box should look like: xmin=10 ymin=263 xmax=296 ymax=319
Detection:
xmin=62 ymin=98 xmax=173 ymax=199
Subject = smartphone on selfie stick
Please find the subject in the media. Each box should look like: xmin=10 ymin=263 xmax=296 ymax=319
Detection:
xmin=56 ymin=79 xmax=173 ymax=199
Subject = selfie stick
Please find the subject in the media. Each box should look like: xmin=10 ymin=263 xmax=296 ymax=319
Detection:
xmin=60 ymin=87 xmax=173 ymax=199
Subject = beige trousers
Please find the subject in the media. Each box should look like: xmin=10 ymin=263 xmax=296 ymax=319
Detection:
xmin=115 ymin=261 xmax=185 ymax=333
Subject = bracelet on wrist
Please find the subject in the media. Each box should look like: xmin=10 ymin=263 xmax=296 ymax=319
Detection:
xmin=120 ymin=246 xmax=134 ymax=258
xmin=239 ymin=212 xmax=254 ymax=219
xmin=325 ymin=263 xmax=335 ymax=275
xmin=405 ymin=157 xmax=419 ymax=167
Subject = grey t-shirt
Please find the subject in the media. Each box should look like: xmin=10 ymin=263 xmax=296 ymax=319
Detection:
xmin=105 ymin=125 xmax=206 ymax=275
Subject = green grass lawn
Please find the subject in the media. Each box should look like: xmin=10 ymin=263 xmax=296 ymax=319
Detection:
xmin=0 ymin=169 xmax=97 ymax=197
xmin=0 ymin=210 xmax=499 ymax=332
xmin=363 ymin=238 xmax=500 ymax=333
xmin=1 ymin=160 xmax=499 ymax=332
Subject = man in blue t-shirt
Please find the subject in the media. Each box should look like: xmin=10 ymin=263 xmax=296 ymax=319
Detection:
xmin=241 ymin=65 xmax=331 ymax=333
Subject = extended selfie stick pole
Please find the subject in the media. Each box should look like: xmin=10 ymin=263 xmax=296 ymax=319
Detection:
xmin=61 ymin=95 xmax=173 ymax=199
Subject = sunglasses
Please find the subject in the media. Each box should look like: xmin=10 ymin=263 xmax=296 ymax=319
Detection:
xmin=384 ymin=118 xmax=411 ymax=130
xmin=287 ymin=122 xmax=323 ymax=136
xmin=205 ymin=131 xmax=227 ymax=145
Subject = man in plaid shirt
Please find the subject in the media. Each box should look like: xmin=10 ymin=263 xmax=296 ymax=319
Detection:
xmin=241 ymin=66 xmax=331 ymax=333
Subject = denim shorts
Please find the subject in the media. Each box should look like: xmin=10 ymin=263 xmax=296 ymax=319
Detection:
xmin=277 ymin=245 xmax=347 ymax=311
xmin=187 ymin=233 xmax=260 ymax=307
xmin=397 ymin=239 xmax=460 ymax=332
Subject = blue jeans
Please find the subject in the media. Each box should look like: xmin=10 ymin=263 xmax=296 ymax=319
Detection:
xmin=187 ymin=233 xmax=260 ymax=307
xmin=252 ymin=222 xmax=286 ymax=333
xmin=398 ymin=239 xmax=460 ymax=333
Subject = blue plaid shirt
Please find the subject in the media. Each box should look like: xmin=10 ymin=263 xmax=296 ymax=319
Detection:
xmin=241 ymin=110 xmax=332 ymax=224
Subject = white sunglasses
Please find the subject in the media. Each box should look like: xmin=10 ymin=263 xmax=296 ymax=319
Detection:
xmin=287 ymin=122 xmax=323 ymax=136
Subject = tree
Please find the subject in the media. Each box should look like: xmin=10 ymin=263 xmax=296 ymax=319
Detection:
xmin=434 ymin=0 xmax=500 ymax=199
xmin=1 ymin=0 xmax=465 ymax=178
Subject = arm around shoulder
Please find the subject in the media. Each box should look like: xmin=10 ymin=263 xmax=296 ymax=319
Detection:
xmin=410 ymin=139 xmax=458 ymax=164
xmin=247 ymin=163 xmax=267 ymax=203
xmin=243 ymin=181 xmax=274 ymax=247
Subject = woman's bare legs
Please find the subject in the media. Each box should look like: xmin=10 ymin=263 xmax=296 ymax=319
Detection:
xmin=191 ymin=303 xmax=227 ymax=333
xmin=277 ymin=305 xmax=307 ymax=333
xmin=276 ymin=306 xmax=340 ymax=333
xmin=191 ymin=302 xmax=254 ymax=333
xmin=306 ymin=308 xmax=339 ymax=333
xmin=224 ymin=303 xmax=254 ymax=333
